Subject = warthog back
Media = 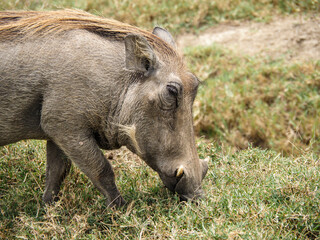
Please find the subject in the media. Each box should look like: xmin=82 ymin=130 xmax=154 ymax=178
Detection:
xmin=0 ymin=10 xmax=208 ymax=207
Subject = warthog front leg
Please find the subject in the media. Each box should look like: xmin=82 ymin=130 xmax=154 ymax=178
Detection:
xmin=43 ymin=140 xmax=71 ymax=203
xmin=45 ymin=131 xmax=126 ymax=208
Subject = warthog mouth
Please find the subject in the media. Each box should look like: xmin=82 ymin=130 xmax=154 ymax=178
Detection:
xmin=159 ymin=172 xmax=204 ymax=202
xmin=176 ymin=186 xmax=204 ymax=202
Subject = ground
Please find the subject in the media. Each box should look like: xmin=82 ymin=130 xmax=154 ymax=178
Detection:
xmin=1 ymin=12 xmax=319 ymax=239
xmin=178 ymin=15 xmax=320 ymax=62
xmin=108 ymin=15 xmax=320 ymax=162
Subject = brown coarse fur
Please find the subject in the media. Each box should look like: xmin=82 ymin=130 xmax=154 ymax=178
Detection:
xmin=0 ymin=9 xmax=178 ymax=58
xmin=0 ymin=9 xmax=207 ymax=208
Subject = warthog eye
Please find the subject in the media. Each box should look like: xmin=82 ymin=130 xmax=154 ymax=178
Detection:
xmin=164 ymin=82 xmax=182 ymax=108
xmin=167 ymin=84 xmax=178 ymax=97
xmin=159 ymin=82 xmax=182 ymax=110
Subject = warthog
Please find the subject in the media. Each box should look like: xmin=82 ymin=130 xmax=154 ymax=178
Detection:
xmin=0 ymin=10 xmax=208 ymax=207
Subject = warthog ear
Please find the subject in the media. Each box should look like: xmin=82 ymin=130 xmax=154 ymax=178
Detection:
xmin=124 ymin=34 xmax=158 ymax=77
xmin=152 ymin=27 xmax=176 ymax=49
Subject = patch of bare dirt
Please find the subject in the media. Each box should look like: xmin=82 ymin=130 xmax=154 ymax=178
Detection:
xmin=178 ymin=15 xmax=320 ymax=62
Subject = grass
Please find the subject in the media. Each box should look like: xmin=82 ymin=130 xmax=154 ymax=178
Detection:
xmin=0 ymin=0 xmax=320 ymax=239
xmin=0 ymin=0 xmax=319 ymax=34
xmin=185 ymin=45 xmax=320 ymax=156
xmin=1 ymin=140 xmax=319 ymax=239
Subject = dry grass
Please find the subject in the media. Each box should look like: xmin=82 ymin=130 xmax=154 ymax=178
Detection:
xmin=1 ymin=0 xmax=316 ymax=156
xmin=186 ymin=45 xmax=319 ymax=155
xmin=0 ymin=140 xmax=319 ymax=239
xmin=0 ymin=0 xmax=319 ymax=34
xmin=0 ymin=1 xmax=319 ymax=238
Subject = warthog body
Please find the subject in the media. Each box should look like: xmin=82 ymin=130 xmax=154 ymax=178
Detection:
xmin=0 ymin=10 xmax=208 ymax=207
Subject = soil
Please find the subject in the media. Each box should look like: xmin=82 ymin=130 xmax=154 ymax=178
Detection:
xmin=177 ymin=15 xmax=320 ymax=62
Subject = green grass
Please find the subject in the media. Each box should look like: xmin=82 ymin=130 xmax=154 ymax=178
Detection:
xmin=185 ymin=45 xmax=320 ymax=156
xmin=0 ymin=0 xmax=320 ymax=238
xmin=0 ymin=0 xmax=319 ymax=34
xmin=0 ymin=140 xmax=319 ymax=239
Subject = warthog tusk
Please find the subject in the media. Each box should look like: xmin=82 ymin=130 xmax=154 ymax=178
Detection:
xmin=176 ymin=165 xmax=184 ymax=178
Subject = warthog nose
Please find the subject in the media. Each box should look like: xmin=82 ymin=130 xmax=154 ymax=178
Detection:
xmin=179 ymin=188 xmax=204 ymax=202
xmin=179 ymin=195 xmax=188 ymax=202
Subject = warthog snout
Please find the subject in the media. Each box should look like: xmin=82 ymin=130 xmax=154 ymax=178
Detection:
xmin=159 ymin=157 xmax=209 ymax=201
xmin=0 ymin=9 xmax=208 ymax=207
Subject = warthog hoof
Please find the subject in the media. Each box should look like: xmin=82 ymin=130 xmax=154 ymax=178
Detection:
xmin=43 ymin=191 xmax=60 ymax=205
xmin=108 ymin=195 xmax=127 ymax=208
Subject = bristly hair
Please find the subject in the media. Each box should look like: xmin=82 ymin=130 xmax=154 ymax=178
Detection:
xmin=117 ymin=124 xmax=142 ymax=156
xmin=0 ymin=9 xmax=178 ymax=58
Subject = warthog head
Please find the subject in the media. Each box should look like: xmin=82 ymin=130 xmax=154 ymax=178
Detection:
xmin=118 ymin=27 xmax=208 ymax=201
